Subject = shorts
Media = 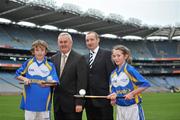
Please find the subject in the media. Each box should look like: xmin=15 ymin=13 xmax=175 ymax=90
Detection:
xmin=25 ymin=110 xmax=50 ymax=120
xmin=116 ymin=103 xmax=144 ymax=120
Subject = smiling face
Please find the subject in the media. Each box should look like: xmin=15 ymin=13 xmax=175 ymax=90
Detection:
xmin=31 ymin=40 xmax=48 ymax=61
xmin=85 ymin=32 xmax=100 ymax=51
xmin=112 ymin=49 xmax=128 ymax=67
xmin=34 ymin=45 xmax=47 ymax=61
xmin=58 ymin=34 xmax=73 ymax=54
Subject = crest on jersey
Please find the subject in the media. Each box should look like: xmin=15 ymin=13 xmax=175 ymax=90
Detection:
xmin=28 ymin=63 xmax=50 ymax=77
xmin=112 ymin=72 xmax=129 ymax=87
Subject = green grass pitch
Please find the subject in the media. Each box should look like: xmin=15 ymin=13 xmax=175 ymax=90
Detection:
xmin=0 ymin=93 xmax=180 ymax=120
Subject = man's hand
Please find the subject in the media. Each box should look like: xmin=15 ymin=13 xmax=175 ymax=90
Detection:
xmin=75 ymin=105 xmax=83 ymax=113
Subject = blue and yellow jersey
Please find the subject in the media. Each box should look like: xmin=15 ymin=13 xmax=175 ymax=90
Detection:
xmin=110 ymin=62 xmax=150 ymax=106
xmin=16 ymin=57 xmax=59 ymax=112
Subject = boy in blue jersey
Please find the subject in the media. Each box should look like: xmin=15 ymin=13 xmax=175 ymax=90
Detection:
xmin=107 ymin=45 xmax=150 ymax=120
xmin=16 ymin=40 xmax=59 ymax=120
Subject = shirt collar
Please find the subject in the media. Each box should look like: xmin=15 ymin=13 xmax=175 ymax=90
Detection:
xmin=116 ymin=62 xmax=127 ymax=75
xmin=90 ymin=46 xmax=99 ymax=54
xmin=34 ymin=57 xmax=46 ymax=65
xmin=61 ymin=50 xmax=71 ymax=58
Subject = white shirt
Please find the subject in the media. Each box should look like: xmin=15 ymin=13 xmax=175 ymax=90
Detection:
xmin=89 ymin=46 xmax=99 ymax=64
xmin=60 ymin=50 xmax=71 ymax=65
xmin=60 ymin=50 xmax=71 ymax=76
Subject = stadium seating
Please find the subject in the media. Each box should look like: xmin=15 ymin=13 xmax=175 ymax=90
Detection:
xmin=0 ymin=72 xmax=22 ymax=94
xmin=27 ymin=28 xmax=58 ymax=51
xmin=146 ymin=76 xmax=180 ymax=92
xmin=0 ymin=59 xmax=22 ymax=64
xmin=0 ymin=23 xmax=179 ymax=58
xmin=0 ymin=23 xmax=179 ymax=94
xmin=0 ymin=25 xmax=15 ymax=47
xmin=146 ymin=41 xmax=179 ymax=58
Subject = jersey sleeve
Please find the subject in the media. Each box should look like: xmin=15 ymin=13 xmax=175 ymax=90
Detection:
xmin=15 ymin=60 xmax=29 ymax=77
xmin=127 ymin=65 xmax=151 ymax=88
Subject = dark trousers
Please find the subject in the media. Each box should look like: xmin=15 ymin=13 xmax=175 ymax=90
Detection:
xmin=54 ymin=108 xmax=82 ymax=120
xmin=85 ymin=105 xmax=113 ymax=120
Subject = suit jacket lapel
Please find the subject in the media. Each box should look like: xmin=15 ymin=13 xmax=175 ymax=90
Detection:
xmin=61 ymin=50 xmax=74 ymax=77
xmin=85 ymin=54 xmax=89 ymax=63
xmin=55 ymin=52 xmax=61 ymax=79
xmin=91 ymin=48 xmax=102 ymax=68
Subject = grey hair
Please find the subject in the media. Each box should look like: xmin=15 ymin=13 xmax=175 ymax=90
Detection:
xmin=58 ymin=32 xmax=73 ymax=42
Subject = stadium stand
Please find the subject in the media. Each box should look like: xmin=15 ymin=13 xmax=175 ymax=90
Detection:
xmin=0 ymin=25 xmax=15 ymax=47
xmin=0 ymin=71 xmax=22 ymax=94
xmin=2 ymin=24 xmax=35 ymax=49
xmin=27 ymin=28 xmax=59 ymax=51
xmin=146 ymin=41 xmax=179 ymax=58
xmin=146 ymin=76 xmax=180 ymax=92
xmin=0 ymin=0 xmax=179 ymax=94
xmin=0 ymin=23 xmax=179 ymax=58
xmin=0 ymin=27 xmax=179 ymax=93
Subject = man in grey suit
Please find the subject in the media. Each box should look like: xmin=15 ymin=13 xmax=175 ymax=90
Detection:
xmin=85 ymin=31 xmax=115 ymax=120
xmin=51 ymin=32 xmax=87 ymax=120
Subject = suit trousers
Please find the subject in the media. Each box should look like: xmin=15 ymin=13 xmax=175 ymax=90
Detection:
xmin=85 ymin=103 xmax=113 ymax=120
xmin=54 ymin=107 xmax=82 ymax=120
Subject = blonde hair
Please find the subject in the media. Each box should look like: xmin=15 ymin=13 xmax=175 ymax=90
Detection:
xmin=112 ymin=45 xmax=132 ymax=64
xmin=31 ymin=40 xmax=48 ymax=54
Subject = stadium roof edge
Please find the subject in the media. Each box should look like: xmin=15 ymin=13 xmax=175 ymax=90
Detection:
xmin=0 ymin=0 xmax=180 ymax=40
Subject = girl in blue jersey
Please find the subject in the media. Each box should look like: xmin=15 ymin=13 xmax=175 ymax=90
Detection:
xmin=107 ymin=45 xmax=150 ymax=120
xmin=16 ymin=40 xmax=59 ymax=120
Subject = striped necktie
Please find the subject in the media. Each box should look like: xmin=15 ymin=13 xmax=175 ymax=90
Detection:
xmin=89 ymin=51 xmax=94 ymax=69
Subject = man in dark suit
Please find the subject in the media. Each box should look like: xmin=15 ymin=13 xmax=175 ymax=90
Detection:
xmin=85 ymin=31 xmax=115 ymax=120
xmin=51 ymin=32 xmax=87 ymax=120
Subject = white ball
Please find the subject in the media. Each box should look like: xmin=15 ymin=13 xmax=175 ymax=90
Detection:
xmin=47 ymin=76 xmax=53 ymax=81
xmin=79 ymin=89 xmax=86 ymax=96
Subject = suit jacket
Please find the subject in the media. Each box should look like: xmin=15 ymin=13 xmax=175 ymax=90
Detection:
xmin=86 ymin=48 xmax=115 ymax=107
xmin=51 ymin=50 xmax=87 ymax=112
